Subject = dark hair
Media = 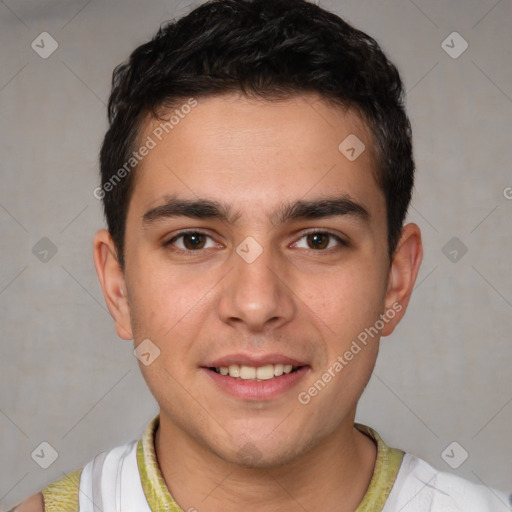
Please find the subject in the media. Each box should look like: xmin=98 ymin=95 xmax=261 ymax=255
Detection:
xmin=99 ymin=0 xmax=414 ymax=270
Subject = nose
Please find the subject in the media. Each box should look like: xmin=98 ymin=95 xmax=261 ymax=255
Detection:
xmin=216 ymin=238 xmax=296 ymax=333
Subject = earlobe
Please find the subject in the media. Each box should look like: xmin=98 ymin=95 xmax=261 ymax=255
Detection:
xmin=93 ymin=229 xmax=133 ymax=340
xmin=381 ymin=223 xmax=423 ymax=337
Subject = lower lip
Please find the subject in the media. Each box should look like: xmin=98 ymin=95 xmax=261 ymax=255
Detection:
xmin=202 ymin=367 xmax=309 ymax=400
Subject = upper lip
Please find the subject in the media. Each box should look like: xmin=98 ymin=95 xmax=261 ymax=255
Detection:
xmin=203 ymin=353 xmax=309 ymax=368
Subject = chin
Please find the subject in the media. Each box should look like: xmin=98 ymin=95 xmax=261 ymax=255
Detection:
xmin=230 ymin=444 xmax=300 ymax=469
xmin=214 ymin=431 xmax=317 ymax=470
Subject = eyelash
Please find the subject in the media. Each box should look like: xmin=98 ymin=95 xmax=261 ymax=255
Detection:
xmin=164 ymin=229 xmax=348 ymax=257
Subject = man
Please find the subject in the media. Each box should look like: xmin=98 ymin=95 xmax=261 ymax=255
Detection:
xmin=13 ymin=0 xmax=511 ymax=510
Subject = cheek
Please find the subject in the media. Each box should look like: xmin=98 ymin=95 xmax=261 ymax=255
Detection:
xmin=299 ymin=263 xmax=387 ymax=347
xmin=127 ymin=261 xmax=214 ymax=339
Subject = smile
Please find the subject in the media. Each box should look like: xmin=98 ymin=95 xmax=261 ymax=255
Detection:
xmin=211 ymin=363 xmax=299 ymax=380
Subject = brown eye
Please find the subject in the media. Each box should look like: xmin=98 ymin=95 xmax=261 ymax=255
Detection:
xmin=306 ymin=233 xmax=329 ymax=250
xmin=165 ymin=231 xmax=216 ymax=252
xmin=293 ymin=231 xmax=346 ymax=251
xmin=182 ymin=233 xmax=207 ymax=250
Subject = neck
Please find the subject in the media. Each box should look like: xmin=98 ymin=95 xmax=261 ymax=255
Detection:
xmin=154 ymin=414 xmax=377 ymax=512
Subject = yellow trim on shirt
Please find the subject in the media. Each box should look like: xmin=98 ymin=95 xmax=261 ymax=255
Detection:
xmin=137 ymin=415 xmax=182 ymax=511
xmin=41 ymin=467 xmax=81 ymax=512
xmin=353 ymin=422 xmax=405 ymax=511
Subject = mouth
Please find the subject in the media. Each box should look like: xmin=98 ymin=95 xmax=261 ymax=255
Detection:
xmin=207 ymin=363 xmax=303 ymax=381
xmin=201 ymin=356 xmax=310 ymax=400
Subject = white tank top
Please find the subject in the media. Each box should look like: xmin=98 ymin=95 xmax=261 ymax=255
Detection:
xmin=382 ymin=452 xmax=511 ymax=512
xmin=78 ymin=441 xmax=151 ymax=512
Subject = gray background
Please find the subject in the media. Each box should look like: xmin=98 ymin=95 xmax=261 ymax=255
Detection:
xmin=1 ymin=0 xmax=511 ymax=509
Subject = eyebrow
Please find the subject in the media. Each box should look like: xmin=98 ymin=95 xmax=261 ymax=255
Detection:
xmin=142 ymin=194 xmax=370 ymax=227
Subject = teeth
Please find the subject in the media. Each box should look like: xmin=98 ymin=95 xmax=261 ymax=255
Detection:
xmin=256 ymin=364 xmax=274 ymax=380
xmin=240 ymin=366 xmax=256 ymax=379
xmin=228 ymin=364 xmax=240 ymax=378
xmin=216 ymin=363 xmax=298 ymax=380
xmin=273 ymin=364 xmax=284 ymax=376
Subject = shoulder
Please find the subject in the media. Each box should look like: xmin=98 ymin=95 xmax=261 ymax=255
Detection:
xmin=10 ymin=419 xmax=155 ymax=512
xmin=385 ymin=453 xmax=511 ymax=512
xmin=11 ymin=468 xmax=83 ymax=512
xmin=9 ymin=492 xmax=45 ymax=512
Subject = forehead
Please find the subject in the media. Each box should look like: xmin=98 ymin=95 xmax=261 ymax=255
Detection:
xmin=128 ymin=93 xmax=384 ymax=224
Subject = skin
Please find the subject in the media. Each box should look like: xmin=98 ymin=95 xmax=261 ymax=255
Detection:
xmin=14 ymin=92 xmax=422 ymax=512
xmin=9 ymin=493 xmax=44 ymax=512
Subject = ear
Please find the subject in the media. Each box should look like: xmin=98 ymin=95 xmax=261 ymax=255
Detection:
xmin=93 ymin=229 xmax=133 ymax=340
xmin=381 ymin=223 xmax=423 ymax=337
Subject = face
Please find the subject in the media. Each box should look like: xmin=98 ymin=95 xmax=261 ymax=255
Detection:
xmin=95 ymin=93 xmax=420 ymax=468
